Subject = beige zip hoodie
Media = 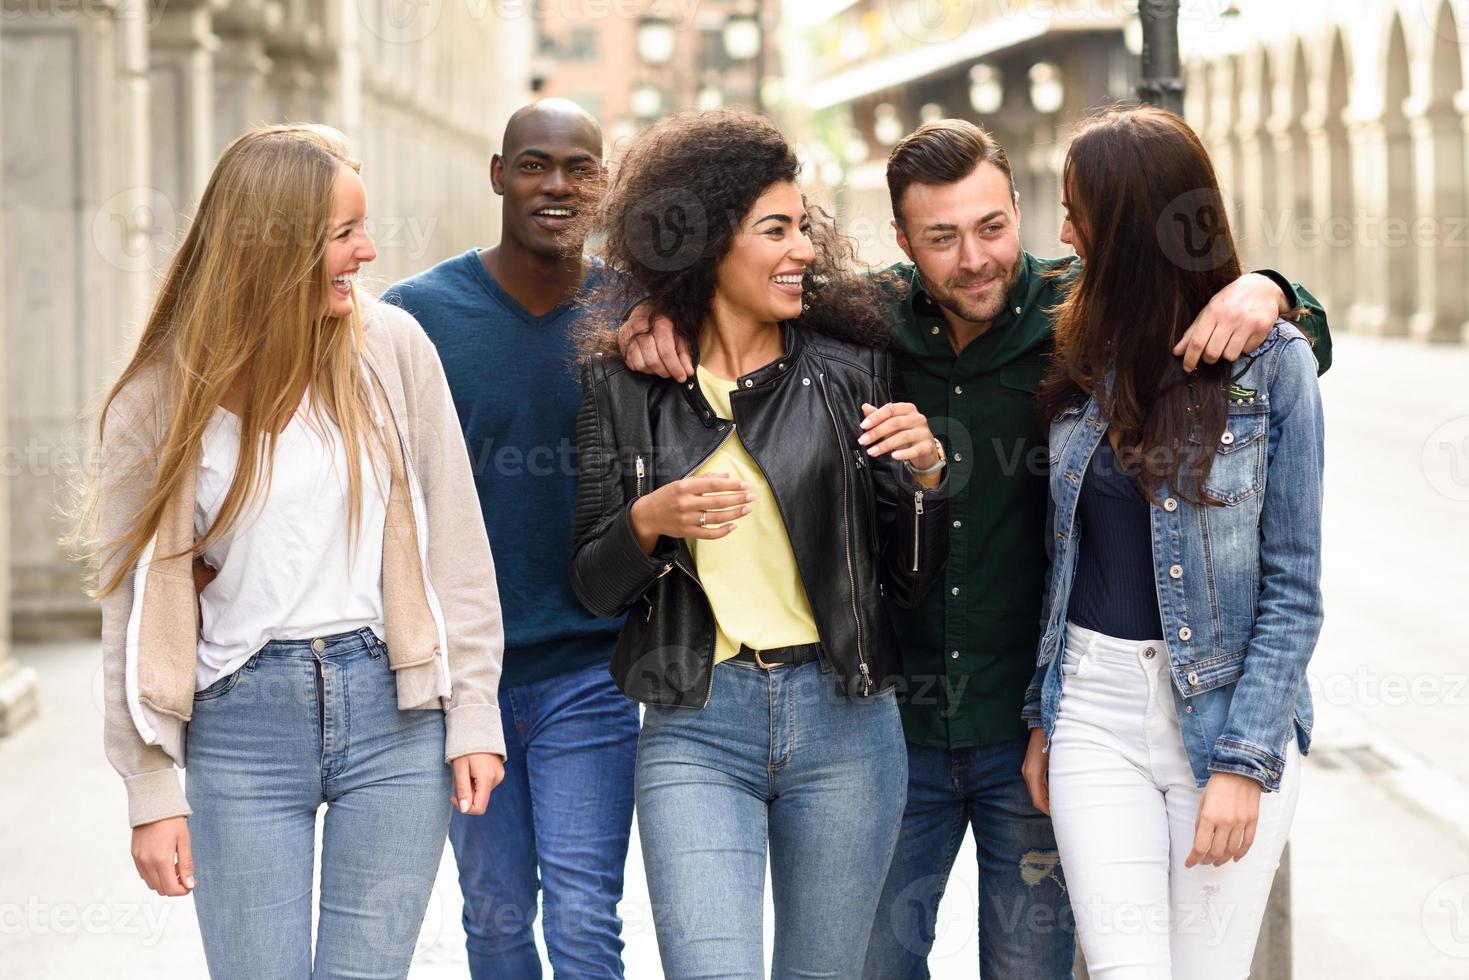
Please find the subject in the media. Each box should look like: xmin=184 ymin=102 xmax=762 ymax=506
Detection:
xmin=97 ymin=298 xmax=506 ymax=827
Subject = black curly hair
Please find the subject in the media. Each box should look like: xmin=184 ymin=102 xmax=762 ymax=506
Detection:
xmin=577 ymin=108 xmax=895 ymax=359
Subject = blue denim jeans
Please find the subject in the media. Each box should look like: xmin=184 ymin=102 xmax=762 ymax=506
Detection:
xmin=448 ymin=660 xmax=639 ymax=980
xmin=862 ymin=737 xmax=1076 ymax=980
xmin=636 ymin=657 xmax=908 ymax=980
xmin=185 ymin=627 xmax=452 ymax=980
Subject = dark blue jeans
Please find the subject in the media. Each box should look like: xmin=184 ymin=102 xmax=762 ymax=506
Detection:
xmin=448 ymin=661 xmax=639 ymax=980
xmin=863 ymin=737 xmax=1076 ymax=979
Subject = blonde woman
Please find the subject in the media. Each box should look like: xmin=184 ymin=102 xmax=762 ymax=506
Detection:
xmin=84 ymin=124 xmax=506 ymax=978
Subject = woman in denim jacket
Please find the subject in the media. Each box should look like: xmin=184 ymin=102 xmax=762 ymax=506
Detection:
xmin=1020 ymin=106 xmax=1325 ymax=979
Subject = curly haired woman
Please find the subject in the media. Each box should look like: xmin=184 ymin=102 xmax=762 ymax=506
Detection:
xmin=569 ymin=109 xmax=951 ymax=979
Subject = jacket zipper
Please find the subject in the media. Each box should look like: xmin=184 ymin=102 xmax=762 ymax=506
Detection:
xmin=635 ymin=455 xmax=645 ymax=497
xmin=913 ymin=489 xmax=924 ymax=573
xmin=816 ymin=373 xmax=872 ymax=695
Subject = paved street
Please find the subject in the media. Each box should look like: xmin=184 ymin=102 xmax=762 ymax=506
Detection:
xmin=2 ymin=334 xmax=1467 ymax=979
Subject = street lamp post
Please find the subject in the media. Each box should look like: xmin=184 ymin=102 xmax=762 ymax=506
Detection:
xmin=1136 ymin=0 xmax=1184 ymax=115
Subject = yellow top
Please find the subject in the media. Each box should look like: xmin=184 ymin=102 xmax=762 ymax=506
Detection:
xmin=688 ymin=364 xmax=820 ymax=664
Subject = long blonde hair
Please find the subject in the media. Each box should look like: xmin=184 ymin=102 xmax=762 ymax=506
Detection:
xmin=86 ymin=123 xmax=395 ymax=598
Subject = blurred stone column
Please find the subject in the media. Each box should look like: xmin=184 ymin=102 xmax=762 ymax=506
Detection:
xmin=1236 ymin=86 xmax=1280 ymax=269
xmin=1270 ymin=113 xmax=1310 ymax=304
xmin=1346 ymin=115 xmax=1392 ymax=334
xmin=150 ymin=0 xmax=218 ymax=213
xmin=4 ymin=2 xmax=143 ymax=640
xmin=1408 ymin=94 xmax=1469 ymax=344
xmin=214 ymin=0 xmax=277 ymax=152
xmin=1304 ymin=105 xmax=1353 ymax=317
xmin=0 ymin=38 xmax=40 ymax=735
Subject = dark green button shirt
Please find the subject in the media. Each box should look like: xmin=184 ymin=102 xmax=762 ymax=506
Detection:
xmin=879 ymin=253 xmax=1331 ymax=750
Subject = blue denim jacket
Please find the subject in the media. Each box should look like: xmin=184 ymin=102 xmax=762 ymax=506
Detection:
xmin=1022 ymin=322 xmax=1324 ymax=792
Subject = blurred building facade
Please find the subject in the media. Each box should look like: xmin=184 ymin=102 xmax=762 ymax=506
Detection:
xmin=533 ymin=0 xmax=779 ymax=154
xmin=794 ymin=0 xmax=1469 ymax=351
xmin=790 ymin=0 xmax=1136 ymax=265
xmin=0 ymin=0 xmax=532 ymax=729
xmin=1181 ymin=0 xmax=1469 ymax=345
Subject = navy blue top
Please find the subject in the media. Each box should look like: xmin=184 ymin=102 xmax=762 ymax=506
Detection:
xmin=1067 ymin=438 xmax=1165 ymax=642
xmin=383 ymin=250 xmax=621 ymax=689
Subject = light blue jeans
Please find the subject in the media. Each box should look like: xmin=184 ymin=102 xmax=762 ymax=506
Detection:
xmin=185 ymin=627 xmax=452 ymax=979
xmin=635 ymin=657 xmax=908 ymax=979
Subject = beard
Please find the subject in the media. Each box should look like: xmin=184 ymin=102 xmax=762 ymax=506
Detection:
xmin=918 ymin=256 xmax=1022 ymax=325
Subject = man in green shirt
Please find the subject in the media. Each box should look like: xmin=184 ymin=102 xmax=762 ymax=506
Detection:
xmin=619 ymin=117 xmax=1329 ymax=979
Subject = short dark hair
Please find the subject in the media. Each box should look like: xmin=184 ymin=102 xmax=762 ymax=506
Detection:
xmin=886 ymin=119 xmax=1016 ymax=225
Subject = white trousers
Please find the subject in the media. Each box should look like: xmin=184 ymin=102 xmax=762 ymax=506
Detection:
xmin=1047 ymin=622 xmax=1301 ymax=980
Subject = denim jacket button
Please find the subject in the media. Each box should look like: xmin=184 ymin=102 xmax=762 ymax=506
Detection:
xmin=1187 ymin=670 xmax=1199 ymax=685
xmin=1169 ymin=564 xmax=1183 ymax=579
xmin=1220 ymin=431 xmax=1235 ymax=445
xmin=1163 ymin=497 xmax=1179 ymax=512
xmin=1178 ymin=626 xmax=1192 ymax=641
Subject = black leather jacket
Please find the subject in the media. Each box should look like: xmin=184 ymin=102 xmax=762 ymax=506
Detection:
xmin=570 ymin=324 xmax=949 ymax=708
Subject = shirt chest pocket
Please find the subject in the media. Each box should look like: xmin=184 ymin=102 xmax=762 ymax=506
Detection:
xmin=1203 ymin=410 xmax=1268 ymax=505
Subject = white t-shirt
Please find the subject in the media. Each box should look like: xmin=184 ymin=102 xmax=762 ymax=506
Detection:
xmin=193 ymin=393 xmax=389 ymax=690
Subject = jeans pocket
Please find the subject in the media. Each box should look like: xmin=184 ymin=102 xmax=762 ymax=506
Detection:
xmin=193 ymin=667 xmax=243 ymax=702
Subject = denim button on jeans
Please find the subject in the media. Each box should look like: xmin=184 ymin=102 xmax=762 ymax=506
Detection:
xmin=185 ymin=627 xmax=453 ymax=980
xmin=634 ymin=657 xmax=908 ymax=980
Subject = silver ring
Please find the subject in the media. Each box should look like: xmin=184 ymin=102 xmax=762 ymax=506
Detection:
xmin=698 ymin=510 xmax=708 ymax=528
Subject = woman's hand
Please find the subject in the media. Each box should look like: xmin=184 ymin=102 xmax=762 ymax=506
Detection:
xmin=1185 ymin=771 xmax=1264 ymax=867
xmin=1021 ymin=727 xmax=1051 ymax=816
xmin=451 ymin=753 xmax=505 ymax=816
xmin=131 ymin=816 xmax=195 ymax=896
xmin=628 ymin=473 xmax=754 ymax=552
xmin=858 ymin=402 xmax=943 ymax=488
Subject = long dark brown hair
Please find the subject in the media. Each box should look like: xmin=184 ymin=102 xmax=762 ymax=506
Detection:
xmin=1040 ymin=105 xmax=1253 ymax=505
xmin=577 ymin=108 xmax=893 ymax=358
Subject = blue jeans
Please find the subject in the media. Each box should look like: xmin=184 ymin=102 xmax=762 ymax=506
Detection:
xmin=186 ymin=627 xmax=452 ymax=980
xmin=449 ymin=660 xmax=639 ymax=980
xmin=636 ymin=658 xmax=908 ymax=980
xmin=863 ymin=738 xmax=1076 ymax=980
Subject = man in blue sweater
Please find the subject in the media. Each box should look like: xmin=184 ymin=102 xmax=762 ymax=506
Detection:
xmin=383 ymin=99 xmax=634 ymax=980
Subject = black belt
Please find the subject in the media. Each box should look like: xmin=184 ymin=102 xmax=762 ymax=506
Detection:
xmin=731 ymin=642 xmax=823 ymax=669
